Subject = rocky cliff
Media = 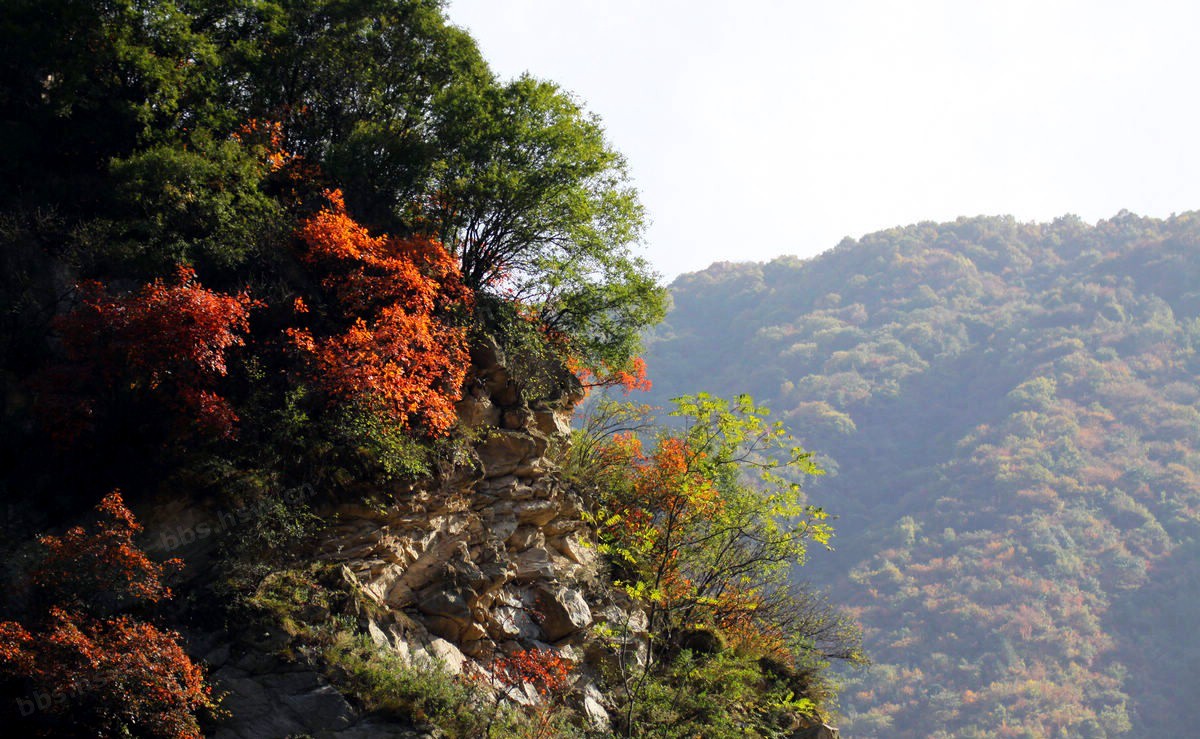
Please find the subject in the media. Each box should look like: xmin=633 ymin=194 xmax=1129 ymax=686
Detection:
xmin=144 ymin=337 xmax=646 ymax=737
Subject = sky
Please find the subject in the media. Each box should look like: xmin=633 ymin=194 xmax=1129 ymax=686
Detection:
xmin=444 ymin=1 xmax=1200 ymax=281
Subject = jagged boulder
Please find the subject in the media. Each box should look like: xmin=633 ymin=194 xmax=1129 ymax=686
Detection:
xmin=536 ymin=585 xmax=592 ymax=641
xmin=209 ymin=665 xmax=358 ymax=739
xmin=456 ymin=390 xmax=501 ymax=429
xmin=579 ymin=679 xmax=612 ymax=733
xmin=476 ymin=430 xmax=547 ymax=478
xmin=533 ymin=408 xmax=572 ymax=438
xmin=416 ymin=586 xmax=475 ymax=640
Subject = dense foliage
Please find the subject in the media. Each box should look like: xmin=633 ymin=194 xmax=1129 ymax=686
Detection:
xmin=571 ymin=394 xmax=864 ymax=736
xmin=0 ymin=0 xmax=667 ymax=734
xmin=642 ymin=212 xmax=1200 ymax=738
xmin=0 ymin=0 xmax=668 ymax=510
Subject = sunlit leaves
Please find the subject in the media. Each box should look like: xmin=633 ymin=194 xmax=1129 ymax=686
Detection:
xmin=288 ymin=190 xmax=471 ymax=436
xmin=589 ymin=394 xmax=830 ymax=653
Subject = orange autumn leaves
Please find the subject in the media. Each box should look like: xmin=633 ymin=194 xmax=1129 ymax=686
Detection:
xmin=288 ymin=190 xmax=471 ymax=436
xmin=587 ymin=395 xmax=832 ymax=666
xmin=596 ymin=432 xmax=724 ymax=605
xmin=48 ymin=189 xmax=471 ymax=442
xmin=594 ymin=432 xmax=790 ymax=657
xmin=46 ymin=266 xmax=255 ymax=440
xmin=0 ymin=492 xmax=211 ymax=739
xmin=571 ymin=355 xmax=652 ymax=395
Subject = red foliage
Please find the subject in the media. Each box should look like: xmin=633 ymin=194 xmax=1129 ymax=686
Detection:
xmin=571 ymin=356 xmax=652 ymax=395
xmin=45 ymin=265 xmax=255 ymax=440
xmin=0 ymin=492 xmax=212 ymax=738
xmin=232 ymin=116 xmax=324 ymax=195
xmin=289 ymin=190 xmax=472 ymax=436
xmin=492 ymin=649 xmax=573 ymax=697
xmin=34 ymin=490 xmax=181 ymax=608
xmin=232 ymin=117 xmax=294 ymax=172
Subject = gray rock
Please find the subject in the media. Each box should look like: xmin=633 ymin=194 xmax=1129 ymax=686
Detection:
xmin=477 ymin=431 xmax=541 ymax=477
xmin=581 ymin=681 xmax=611 ymax=734
xmin=203 ymin=642 xmax=231 ymax=669
xmin=490 ymin=605 xmax=541 ymax=640
xmin=550 ymin=533 xmax=595 ymax=566
xmin=418 ymin=587 xmax=474 ymax=622
xmin=533 ymin=409 xmax=572 ymax=438
xmin=544 ymin=517 xmax=584 ymax=536
xmin=508 ymin=524 xmax=544 ymax=551
xmin=261 ymin=671 xmax=323 ymax=694
xmin=210 ymin=670 xmax=313 ymax=739
xmin=285 ymin=685 xmax=356 ymax=732
xmin=513 ymin=499 xmax=558 ymax=526
xmin=411 ymin=636 xmax=468 ymax=674
xmin=367 ymin=619 xmax=393 ymax=649
xmin=537 ymin=586 xmax=592 ymax=640
xmin=513 ymin=547 xmax=557 ymax=581
xmin=595 ymin=605 xmax=649 ymax=635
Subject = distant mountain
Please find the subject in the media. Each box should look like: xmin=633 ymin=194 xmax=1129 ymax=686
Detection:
xmin=641 ymin=212 xmax=1200 ymax=738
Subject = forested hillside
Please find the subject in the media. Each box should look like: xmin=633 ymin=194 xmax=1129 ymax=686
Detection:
xmin=643 ymin=212 xmax=1200 ymax=738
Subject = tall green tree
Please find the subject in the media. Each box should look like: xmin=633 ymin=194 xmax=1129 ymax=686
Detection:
xmin=427 ymin=75 xmax=665 ymax=376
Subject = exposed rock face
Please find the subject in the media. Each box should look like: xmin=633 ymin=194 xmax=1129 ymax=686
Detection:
xmin=199 ymin=632 xmax=424 ymax=739
xmin=308 ymin=338 xmax=602 ymax=663
xmin=205 ymin=336 xmax=628 ymax=735
xmin=536 ymin=585 xmax=593 ymax=641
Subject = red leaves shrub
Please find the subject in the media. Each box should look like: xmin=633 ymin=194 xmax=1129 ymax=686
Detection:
xmin=34 ymin=490 xmax=180 ymax=608
xmin=571 ymin=355 xmax=652 ymax=396
xmin=493 ymin=649 xmax=572 ymax=698
xmin=0 ymin=492 xmax=212 ymax=738
xmin=297 ymin=190 xmax=471 ymax=316
xmin=479 ymin=648 xmax=573 ymax=739
xmin=3 ymin=608 xmax=210 ymax=739
xmin=44 ymin=265 xmax=254 ymax=440
xmin=289 ymin=190 xmax=471 ymax=436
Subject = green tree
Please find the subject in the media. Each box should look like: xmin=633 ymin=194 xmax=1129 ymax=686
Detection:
xmin=420 ymin=74 xmax=666 ymax=377
xmin=0 ymin=0 xmax=218 ymax=206
xmin=577 ymin=394 xmax=859 ymax=735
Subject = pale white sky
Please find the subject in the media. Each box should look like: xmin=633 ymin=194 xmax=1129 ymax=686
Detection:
xmin=445 ymin=1 xmax=1200 ymax=281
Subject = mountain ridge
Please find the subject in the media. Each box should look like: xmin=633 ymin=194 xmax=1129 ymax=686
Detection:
xmin=641 ymin=210 xmax=1200 ymax=738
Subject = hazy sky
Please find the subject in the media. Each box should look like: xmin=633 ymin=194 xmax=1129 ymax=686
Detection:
xmin=444 ymin=1 xmax=1200 ymax=281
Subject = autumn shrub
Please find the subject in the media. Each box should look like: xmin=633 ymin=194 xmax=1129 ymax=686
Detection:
xmin=288 ymin=190 xmax=471 ymax=438
xmin=0 ymin=491 xmax=213 ymax=738
xmin=573 ymin=394 xmax=864 ymax=734
xmin=41 ymin=265 xmax=255 ymax=443
xmin=479 ymin=648 xmax=581 ymax=739
xmin=588 ymin=395 xmax=831 ymax=638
